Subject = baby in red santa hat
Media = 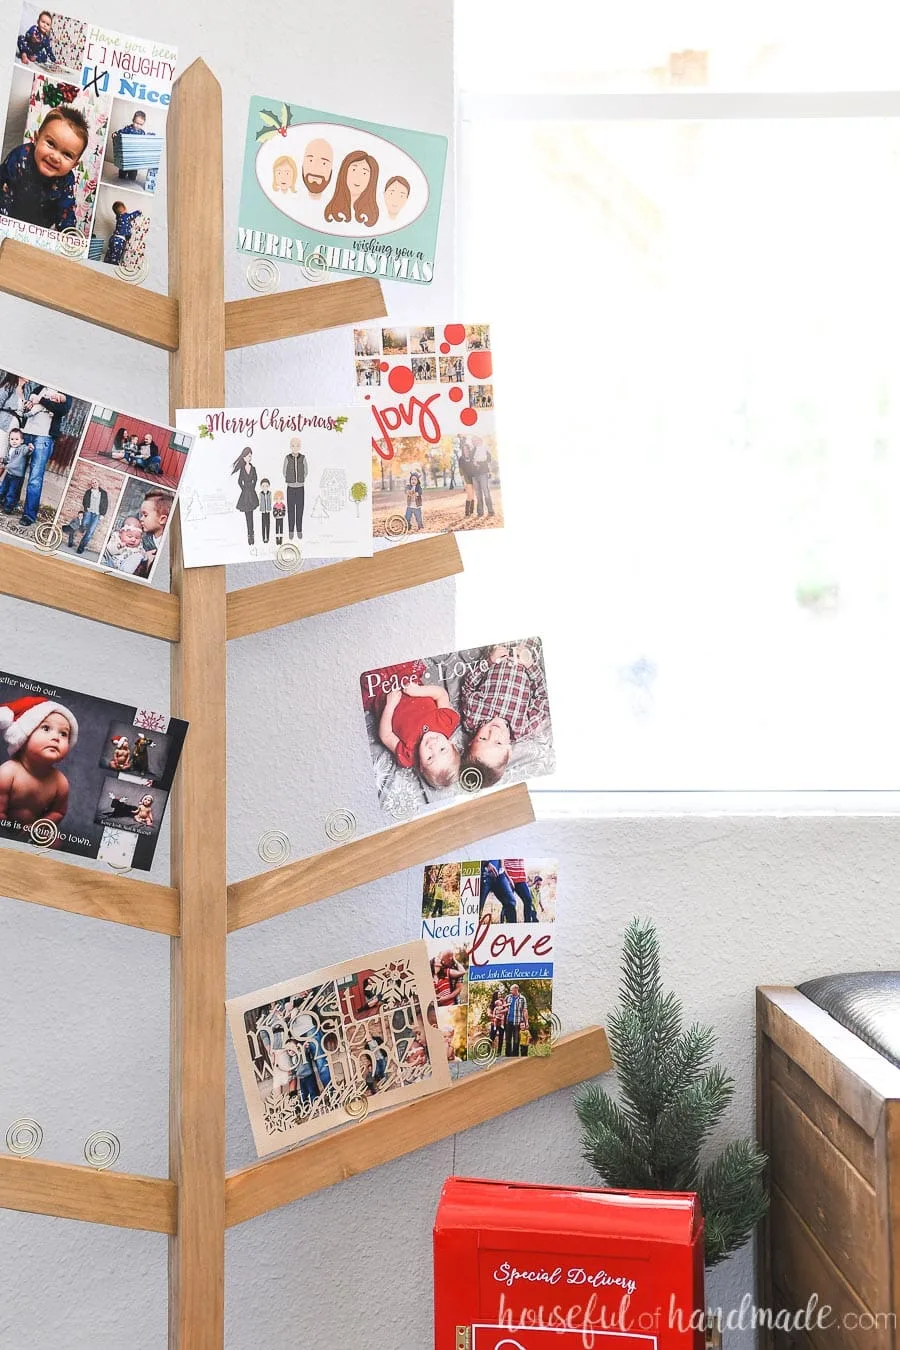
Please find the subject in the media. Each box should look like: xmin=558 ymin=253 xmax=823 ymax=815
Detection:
xmin=0 ymin=694 xmax=78 ymax=826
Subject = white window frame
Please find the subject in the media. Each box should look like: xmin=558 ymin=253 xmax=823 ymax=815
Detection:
xmin=455 ymin=84 xmax=900 ymax=816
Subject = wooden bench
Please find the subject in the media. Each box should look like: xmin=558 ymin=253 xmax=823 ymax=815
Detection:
xmin=757 ymin=986 xmax=900 ymax=1350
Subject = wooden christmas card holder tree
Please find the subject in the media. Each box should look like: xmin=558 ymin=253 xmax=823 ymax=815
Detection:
xmin=0 ymin=61 xmax=611 ymax=1349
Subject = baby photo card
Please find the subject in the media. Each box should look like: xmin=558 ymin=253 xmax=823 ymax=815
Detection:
xmin=0 ymin=669 xmax=187 ymax=870
xmin=1 ymin=5 xmax=177 ymax=271
xmin=237 ymin=97 xmax=447 ymax=286
xmin=421 ymin=859 xmax=557 ymax=1063
xmin=353 ymin=322 xmax=501 ymax=538
xmin=359 ymin=637 xmax=555 ymax=820
xmin=227 ymin=940 xmax=451 ymax=1157
xmin=0 ymin=363 xmax=192 ymax=583
xmin=175 ymin=405 xmax=373 ymax=567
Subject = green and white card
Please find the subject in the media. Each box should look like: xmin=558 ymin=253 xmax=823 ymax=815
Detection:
xmin=237 ymin=97 xmax=447 ymax=286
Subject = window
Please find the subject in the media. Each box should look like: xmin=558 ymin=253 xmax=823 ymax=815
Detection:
xmin=455 ymin=2 xmax=900 ymax=791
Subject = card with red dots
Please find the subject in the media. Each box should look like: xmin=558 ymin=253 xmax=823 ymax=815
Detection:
xmin=352 ymin=323 xmax=501 ymax=538
xmin=237 ymin=97 xmax=447 ymax=286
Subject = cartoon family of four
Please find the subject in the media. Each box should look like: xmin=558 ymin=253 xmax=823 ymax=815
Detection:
xmin=271 ymin=137 xmax=411 ymax=228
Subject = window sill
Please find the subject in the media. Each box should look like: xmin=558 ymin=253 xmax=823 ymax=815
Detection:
xmin=529 ymin=790 xmax=900 ymax=819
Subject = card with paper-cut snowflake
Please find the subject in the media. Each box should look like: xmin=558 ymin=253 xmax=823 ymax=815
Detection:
xmin=133 ymin=709 xmax=169 ymax=732
xmin=97 ymin=826 xmax=137 ymax=869
xmin=227 ymin=940 xmax=450 ymax=1157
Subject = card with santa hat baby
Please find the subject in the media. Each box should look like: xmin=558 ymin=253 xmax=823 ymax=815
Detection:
xmin=0 ymin=669 xmax=187 ymax=871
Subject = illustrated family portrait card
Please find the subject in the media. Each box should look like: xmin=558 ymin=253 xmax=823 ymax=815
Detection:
xmin=353 ymin=322 xmax=500 ymax=537
xmin=1 ymin=5 xmax=176 ymax=271
xmin=227 ymin=941 xmax=450 ymax=1157
xmin=421 ymin=859 xmax=557 ymax=1063
xmin=175 ymin=406 xmax=372 ymax=567
xmin=0 ymin=669 xmax=187 ymax=870
xmin=360 ymin=637 xmax=554 ymax=820
xmin=0 ymin=363 xmax=192 ymax=582
xmin=237 ymin=98 xmax=447 ymax=286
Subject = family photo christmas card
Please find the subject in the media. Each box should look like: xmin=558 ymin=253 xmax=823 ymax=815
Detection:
xmin=175 ymin=405 xmax=372 ymax=567
xmin=1 ymin=5 xmax=176 ymax=272
xmin=237 ymin=97 xmax=447 ymax=286
xmin=360 ymin=637 xmax=555 ymax=821
xmin=0 ymin=669 xmax=187 ymax=870
xmin=353 ymin=322 xmax=501 ymax=537
xmin=421 ymin=859 xmax=557 ymax=1063
xmin=227 ymin=941 xmax=450 ymax=1157
xmin=0 ymin=362 xmax=193 ymax=583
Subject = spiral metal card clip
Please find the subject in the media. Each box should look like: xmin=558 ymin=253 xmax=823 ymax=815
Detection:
xmin=28 ymin=818 xmax=58 ymax=847
xmin=274 ymin=541 xmax=303 ymax=573
xmin=57 ymin=227 xmax=85 ymax=259
xmin=84 ymin=1130 xmax=120 ymax=1170
xmin=324 ymin=809 xmax=357 ymax=843
xmin=257 ymin=830 xmax=291 ymax=865
xmin=384 ymin=513 xmax=409 ymax=539
xmin=116 ymin=257 xmax=150 ymax=285
xmin=246 ymin=258 xmax=279 ymax=292
xmin=6 ymin=1118 xmax=43 ymax=1156
xmin=32 ymin=522 xmax=63 ymax=554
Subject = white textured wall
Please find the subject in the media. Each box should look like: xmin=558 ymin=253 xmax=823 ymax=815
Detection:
xmin=2 ymin=1 xmax=898 ymax=1347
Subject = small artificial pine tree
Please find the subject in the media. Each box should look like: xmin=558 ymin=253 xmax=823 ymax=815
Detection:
xmin=575 ymin=917 xmax=768 ymax=1267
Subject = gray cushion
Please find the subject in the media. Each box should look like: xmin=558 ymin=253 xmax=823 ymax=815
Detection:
xmin=798 ymin=972 xmax=900 ymax=1070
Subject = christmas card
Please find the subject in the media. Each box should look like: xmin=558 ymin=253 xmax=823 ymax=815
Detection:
xmin=175 ymin=405 xmax=373 ymax=567
xmin=360 ymin=638 xmax=555 ymax=819
xmin=2 ymin=5 xmax=177 ymax=273
xmin=0 ymin=668 xmax=187 ymax=870
xmin=227 ymin=940 xmax=450 ymax=1157
xmin=237 ymin=97 xmax=447 ymax=286
xmin=421 ymin=859 xmax=557 ymax=1063
xmin=352 ymin=322 xmax=501 ymax=538
xmin=0 ymin=362 xmax=192 ymax=583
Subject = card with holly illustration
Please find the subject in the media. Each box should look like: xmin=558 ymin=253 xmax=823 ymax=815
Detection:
xmin=175 ymin=405 xmax=373 ymax=566
xmin=3 ymin=4 xmax=177 ymax=273
xmin=227 ymin=940 xmax=450 ymax=1157
xmin=237 ymin=97 xmax=447 ymax=286
xmin=351 ymin=322 xmax=500 ymax=538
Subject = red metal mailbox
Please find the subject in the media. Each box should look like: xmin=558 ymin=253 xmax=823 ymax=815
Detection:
xmin=434 ymin=1177 xmax=705 ymax=1350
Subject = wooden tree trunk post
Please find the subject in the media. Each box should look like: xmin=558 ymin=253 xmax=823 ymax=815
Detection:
xmin=166 ymin=59 xmax=228 ymax=1350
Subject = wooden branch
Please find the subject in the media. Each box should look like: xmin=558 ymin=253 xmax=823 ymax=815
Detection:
xmin=167 ymin=57 xmax=228 ymax=1349
xmin=0 ymin=238 xmax=178 ymax=349
xmin=224 ymin=276 xmax=386 ymax=350
xmin=0 ymin=543 xmax=180 ymax=641
xmin=225 ymin=1026 xmax=611 ymax=1227
xmin=0 ymin=1154 xmax=176 ymax=1234
xmin=0 ymin=849 xmax=179 ymax=935
xmin=226 ymin=534 xmax=463 ymax=640
xmin=228 ymin=782 xmax=535 ymax=931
